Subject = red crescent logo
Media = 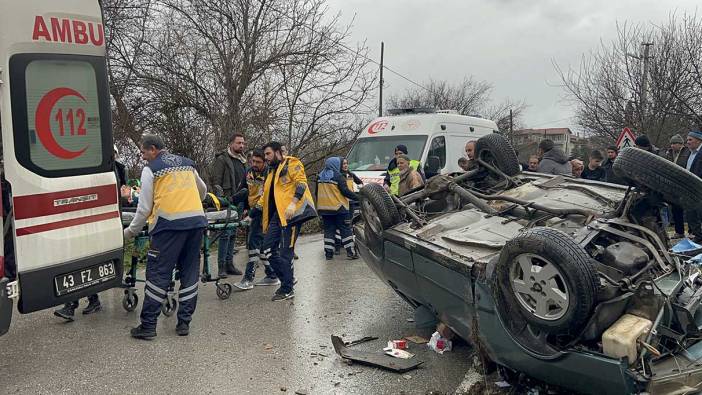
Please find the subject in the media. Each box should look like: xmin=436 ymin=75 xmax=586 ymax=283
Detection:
xmin=35 ymin=87 xmax=89 ymax=159
xmin=368 ymin=120 xmax=389 ymax=135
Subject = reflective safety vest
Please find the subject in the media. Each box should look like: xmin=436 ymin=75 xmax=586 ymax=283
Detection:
xmin=346 ymin=176 xmax=355 ymax=192
xmin=317 ymin=179 xmax=349 ymax=212
xmin=246 ymin=167 xmax=267 ymax=209
xmin=388 ymin=160 xmax=420 ymax=196
xmin=147 ymin=153 xmax=206 ymax=234
xmin=258 ymin=156 xmax=317 ymax=232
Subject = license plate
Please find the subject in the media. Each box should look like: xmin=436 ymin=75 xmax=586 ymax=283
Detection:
xmin=54 ymin=262 xmax=116 ymax=296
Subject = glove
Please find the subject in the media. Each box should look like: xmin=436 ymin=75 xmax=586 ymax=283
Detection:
xmin=123 ymin=227 xmax=134 ymax=241
xmin=284 ymin=201 xmax=296 ymax=220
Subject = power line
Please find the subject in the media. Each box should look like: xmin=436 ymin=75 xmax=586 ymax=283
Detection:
xmin=267 ymin=6 xmax=433 ymax=94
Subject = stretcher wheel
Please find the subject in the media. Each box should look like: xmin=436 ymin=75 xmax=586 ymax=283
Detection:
xmin=216 ymin=283 xmax=232 ymax=300
xmin=122 ymin=292 xmax=139 ymax=312
xmin=161 ymin=297 xmax=177 ymax=317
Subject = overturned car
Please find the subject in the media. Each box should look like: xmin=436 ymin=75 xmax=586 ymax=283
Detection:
xmin=356 ymin=133 xmax=702 ymax=394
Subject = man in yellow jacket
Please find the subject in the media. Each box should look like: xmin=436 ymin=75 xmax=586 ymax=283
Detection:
xmin=255 ymin=142 xmax=316 ymax=301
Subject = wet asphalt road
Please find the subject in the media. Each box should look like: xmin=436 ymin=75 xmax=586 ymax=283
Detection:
xmin=0 ymin=234 xmax=474 ymax=394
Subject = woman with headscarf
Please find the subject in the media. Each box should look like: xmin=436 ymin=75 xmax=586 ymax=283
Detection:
xmin=397 ymin=154 xmax=424 ymax=196
xmin=332 ymin=158 xmax=364 ymax=254
xmin=316 ymin=157 xmax=359 ymax=260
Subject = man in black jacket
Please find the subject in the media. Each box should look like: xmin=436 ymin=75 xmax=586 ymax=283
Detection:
xmin=210 ymin=133 xmax=247 ymax=277
xmin=665 ymin=134 xmax=691 ymax=238
xmin=601 ymin=146 xmax=625 ymax=185
xmin=581 ymin=150 xmax=606 ymax=181
xmin=685 ymin=130 xmax=702 ymax=241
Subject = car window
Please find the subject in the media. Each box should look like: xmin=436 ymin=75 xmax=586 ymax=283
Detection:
xmin=427 ymin=136 xmax=446 ymax=168
xmin=9 ymin=54 xmax=112 ymax=177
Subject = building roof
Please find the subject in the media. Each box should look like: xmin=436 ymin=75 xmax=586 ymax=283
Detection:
xmin=515 ymin=128 xmax=572 ymax=136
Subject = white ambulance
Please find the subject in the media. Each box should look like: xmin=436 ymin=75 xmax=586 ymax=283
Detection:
xmin=0 ymin=0 xmax=123 ymax=335
xmin=346 ymin=109 xmax=500 ymax=185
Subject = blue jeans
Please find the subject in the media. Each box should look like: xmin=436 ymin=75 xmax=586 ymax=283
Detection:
xmin=262 ymin=214 xmax=298 ymax=293
xmin=217 ymin=228 xmax=236 ymax=271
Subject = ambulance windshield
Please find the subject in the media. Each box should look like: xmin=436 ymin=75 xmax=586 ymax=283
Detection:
xmin=346 ymin=135 xmax=427 ymax=171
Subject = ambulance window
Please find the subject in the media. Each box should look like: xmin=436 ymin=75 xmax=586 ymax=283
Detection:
xmin=427 ymin=136 xmax=446 ymax=169
xmin=9 ymin=54 xmax=111 ymax=177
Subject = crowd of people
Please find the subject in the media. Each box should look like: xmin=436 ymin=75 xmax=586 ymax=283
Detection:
xmin=48 ymin=134 xmax=320 ymax=339
xmin=520 ymin=130 xmax=702 ymax=242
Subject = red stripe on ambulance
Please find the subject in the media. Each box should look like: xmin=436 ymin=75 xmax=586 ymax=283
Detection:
xmin=13 ymin=184 xmax=118 ymax=220
xmin=15 ymin=211 xmax=120 ymax=236
xmin=32 ymin=16 xmax=104 ymax=46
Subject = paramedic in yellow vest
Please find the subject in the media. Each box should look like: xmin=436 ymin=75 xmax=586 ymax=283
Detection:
xmin=124 ymin=134 xmax=207 ymax=339
xmin=317 ymin=157 xmax=359 ymax=260
xmin=383 ymin=144 xmax=422 ymax=196
xmin=332 ymin=158 xmax=363 ymax=254
xmin=257 ymin=141 xmax=317 ymax=301
xmin=233 ymin=148 xmax=279 ymax=290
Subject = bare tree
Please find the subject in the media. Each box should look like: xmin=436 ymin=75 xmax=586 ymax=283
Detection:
xmin=386 ymin=77 xmax=527 ymax=135
xmin=102 ymin=0 xmax=377 ymax=175
xmin=556 ymin=13 xmax=702 ymax=147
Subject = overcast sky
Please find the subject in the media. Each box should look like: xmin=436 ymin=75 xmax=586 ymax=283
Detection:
xmin=326 ymin=0 xmax=699 ymax=134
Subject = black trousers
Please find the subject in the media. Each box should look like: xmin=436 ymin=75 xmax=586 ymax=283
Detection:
xmin=671 ymin=204 xmax=685 ymax=235
xmin=687 ymin=208 xmax=702 ymax=239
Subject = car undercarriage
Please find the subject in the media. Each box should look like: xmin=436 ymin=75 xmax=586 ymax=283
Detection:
xmin=355 ymin=133 xmax=702 ymax=394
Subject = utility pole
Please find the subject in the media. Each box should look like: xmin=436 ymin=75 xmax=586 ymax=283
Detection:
xmin=640 ymin=42 xmax=653 ymax=131
xmin=379 ymin=42 xmax=384 ymax=117
xmin=509 ymin=108 xmax=513 ymax=145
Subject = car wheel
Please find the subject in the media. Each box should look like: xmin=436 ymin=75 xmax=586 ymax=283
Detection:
xmin=495 ymin=227 xmax=598 ymax=335
xmin=359 ymin=183 xmax=400 ymax=237
xmin=613 ymin=147 xmax=702 ymax=210
xmin=476 ymin=133 xmax=520 ymax=176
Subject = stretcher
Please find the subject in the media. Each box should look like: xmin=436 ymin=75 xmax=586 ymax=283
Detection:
xmin=120 ymin=200 xmax=247 ymax=313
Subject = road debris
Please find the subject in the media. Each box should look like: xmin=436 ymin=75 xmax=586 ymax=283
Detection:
xmin=404 ymin=335 xmax=429 ymax=344
xmin=385 ymin=348 xmax=414 ymax=359
xmin=344 ymin=336 xmax=378 ymax=347
xmin=428 ymin=331 xmax=452 ymax=354
xmin=331 ymin=335 xmax=423 ymax=373
xmin=390 ymin=339 xmax=407 ymax=349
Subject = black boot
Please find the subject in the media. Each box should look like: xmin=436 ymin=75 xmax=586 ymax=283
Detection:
xmin=82 ymin=295 xmax=102 ymax=315
xmin=176 ymin=321 xmax=190 ymax=336
xmin=54 ymin=302 xmax=77 ymax=321
xmin=218 ymin=262 xmax=229 ymax=279
xmin=130 ymin=325 xmax=157 ymax=340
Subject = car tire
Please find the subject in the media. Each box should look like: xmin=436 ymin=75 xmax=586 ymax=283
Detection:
xmin=495 ymin=227 xmax=598 ymax=335
xmin=476 ymin=133 xmax=521 ymax=176
xmin=613 ymin=147 xmax=702 ymax=210
xmin=359 ymin=183 xmax=400 ymax=238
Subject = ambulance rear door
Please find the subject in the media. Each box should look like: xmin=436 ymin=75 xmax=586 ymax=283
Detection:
xmin=0 ymin=0 xmax=124 ymax=314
